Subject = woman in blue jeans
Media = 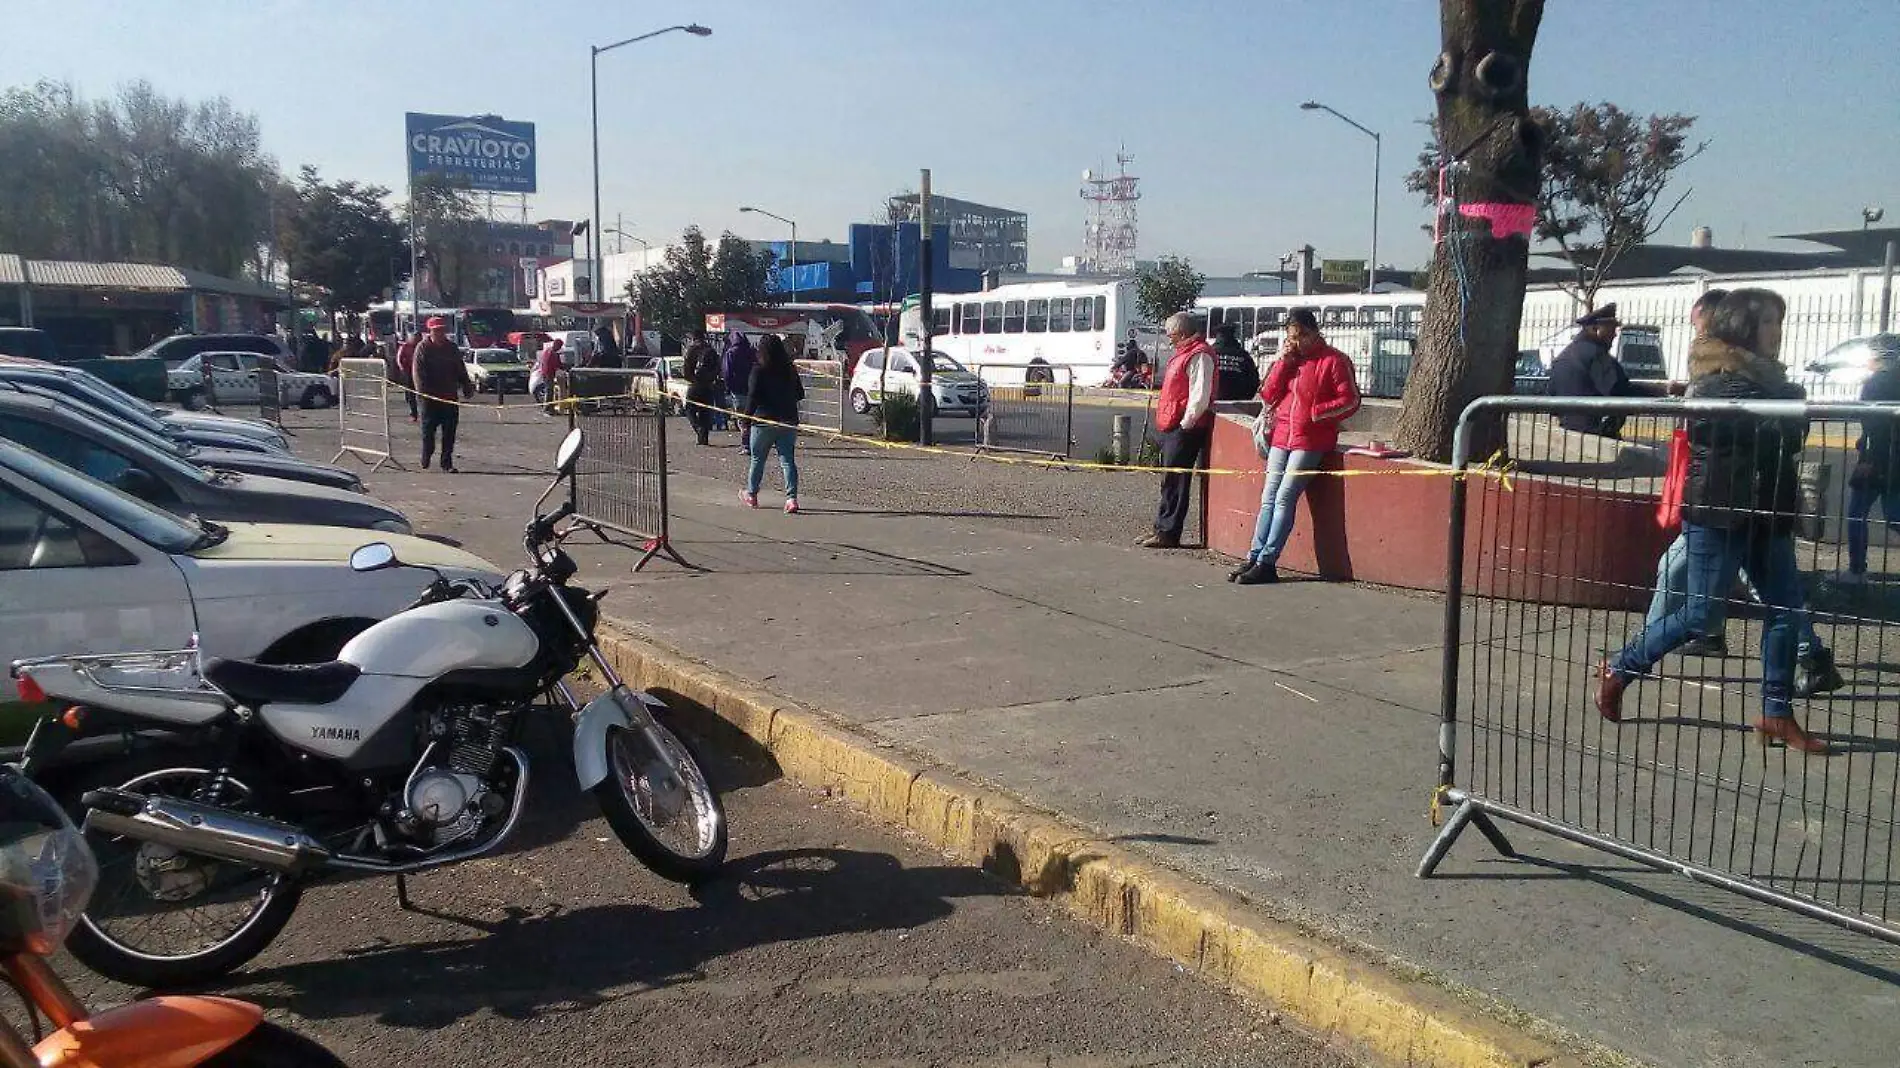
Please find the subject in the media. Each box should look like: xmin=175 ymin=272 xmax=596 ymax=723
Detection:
xmin=1231 ymin=309 xmax=1360 ymax=585
xmin=1599 ymin=289 xmax=1828 ymax=753
xmin=741 ymin=334 xmax=804 ymax=514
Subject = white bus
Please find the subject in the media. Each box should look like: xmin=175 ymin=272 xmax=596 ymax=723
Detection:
xmin=916 ymin=280 xmax=1160 ymax=385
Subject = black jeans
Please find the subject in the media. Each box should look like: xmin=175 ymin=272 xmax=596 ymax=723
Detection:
xmin=1153 ymin=424 xmax=1211 ymax=541
xmin=402 ymin=373 xmax=418 ymax=418
xmin=421 ymin=400 xmax=460 ymax=467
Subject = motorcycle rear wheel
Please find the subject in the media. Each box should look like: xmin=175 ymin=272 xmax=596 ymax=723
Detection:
xmin=56 ymin=753 xmax=302 ymax=989
xmin=593 ymin=722 xmax=727 ymax=883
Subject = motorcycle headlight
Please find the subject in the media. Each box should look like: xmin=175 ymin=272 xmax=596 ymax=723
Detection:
xmin=0 ymin=767 xmax=97 ymax=955
xmin=370 ymin=518 xmax=413 ymax=535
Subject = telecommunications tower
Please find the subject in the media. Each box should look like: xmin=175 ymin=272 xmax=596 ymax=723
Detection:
xmin=1078 ymin=148 xmax=1139 ymax=275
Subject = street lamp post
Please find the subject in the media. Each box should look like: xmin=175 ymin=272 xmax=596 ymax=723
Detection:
xmin=740 ymin=206 xmax=799 ymax=298
xmin=1301 ymin=101 xmax=1381 ymax=294
xmin=591 ymin=24 xmax=711 ymax=297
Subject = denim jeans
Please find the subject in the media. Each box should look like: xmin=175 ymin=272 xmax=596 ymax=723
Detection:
xmin=1647 ymin=529 xmax=1821 ymax=656
xmin=1615 ymin=522 xmax=1804 ymax=718
xmin=1847 ymin=480 xmax=1899 ymax=574
xmin=1248 ymin=447 xmax=1325 ymax=565
xmin=746 ymin=424 xmax=799 ymax=497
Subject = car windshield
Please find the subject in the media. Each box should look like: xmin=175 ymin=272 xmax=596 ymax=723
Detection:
xmin=928 ymin=353 xmax=966 ymax=374
xmin=0 ymin=442 xmax=204 ymax=552
xmin=475 ymin=351 xmax=517 ymax=365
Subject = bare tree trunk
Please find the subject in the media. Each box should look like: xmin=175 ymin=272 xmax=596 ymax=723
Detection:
xmin=1393 ymin=0 xmax=1546 ymax=464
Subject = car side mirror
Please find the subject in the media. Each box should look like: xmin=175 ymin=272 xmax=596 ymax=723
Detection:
xmin=350 ymin=542 xmax=398 ymax=572
xmin=555 ymin=427 xmax=585 ymax=476
xmin=113 ymin=468 xmax=160 ymax=498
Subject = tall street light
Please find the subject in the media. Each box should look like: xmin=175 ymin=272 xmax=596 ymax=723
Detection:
xmin=591 ymin=23 xmax=711 ymax=298
xmin=1301 ymin=101 xmax=1381 ymax=294
xmin=740 ymin=205 xmax=799 ymax=299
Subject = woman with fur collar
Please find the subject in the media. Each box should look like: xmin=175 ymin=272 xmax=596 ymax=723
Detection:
xmin=1598 ymin=289 xmax=1830 ymax=754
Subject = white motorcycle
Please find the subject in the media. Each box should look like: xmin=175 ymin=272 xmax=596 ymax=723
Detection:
xmin=10 ymin=428 xmax=727 ymax=988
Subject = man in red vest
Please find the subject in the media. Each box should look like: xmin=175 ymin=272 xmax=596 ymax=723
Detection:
xmin=1139 ymin=310 xmax=1217 ymax=548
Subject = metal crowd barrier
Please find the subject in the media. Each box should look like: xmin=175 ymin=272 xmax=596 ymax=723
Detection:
xmin=255 ymin=365 xmax=282 ymax=426
xmin=973 ymin=364 xmax=1075 ymax=459
xmin=794 ymin=359 xmax=846 ymax=434
xmin=1420 ymin=393 xmax=1900 ymax=945
xmin=561 ymin=368 xmax=688 ymax=571
xmin=331 ymin=358 xmax=397 ymax=473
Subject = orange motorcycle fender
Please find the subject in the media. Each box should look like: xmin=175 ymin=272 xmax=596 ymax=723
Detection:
xmin=34 ymin=996 xmax=261 ymax=1068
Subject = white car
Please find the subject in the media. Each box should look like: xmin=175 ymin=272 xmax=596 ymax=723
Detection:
xmin=1800 ymin=333 xmax=1900 ymax=401
xmin=168 ymin=352 xmax=338 ymax=410
xmin=848 ymin=347 xmax=989 ymax=417
xmin=464 ymin=348 xmax=531 ymax=394
xmin=653 ymin=355 xmax=690 ymax=414
xmin=0 ymin=439 xmax=502 ymax=722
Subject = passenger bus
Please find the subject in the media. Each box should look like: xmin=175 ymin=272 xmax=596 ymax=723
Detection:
xmin=380 ymin=305 xmax=518 ymax=350
xmin=704 ymin=303 xmax=883 ymax=369
xmin=912 ymin=280 xmax=1158 ymax=385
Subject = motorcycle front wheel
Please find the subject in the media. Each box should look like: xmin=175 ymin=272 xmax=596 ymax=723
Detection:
xmin=593 ymin=722 xmax=727 ymax=883
xmin=57 ymin=754 xmax=302 ymax=988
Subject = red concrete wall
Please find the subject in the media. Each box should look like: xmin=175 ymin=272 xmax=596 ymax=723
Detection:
xmin=1205 ymin=415 xmax=1672 ymax=610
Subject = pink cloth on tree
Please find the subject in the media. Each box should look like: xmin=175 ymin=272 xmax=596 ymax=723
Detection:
xmin=1458 ymin=202 xmax=1536 ymax=239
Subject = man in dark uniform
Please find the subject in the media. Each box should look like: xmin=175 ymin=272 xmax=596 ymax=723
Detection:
xmin=1547 ymin=303 xmax=1639 ymax=437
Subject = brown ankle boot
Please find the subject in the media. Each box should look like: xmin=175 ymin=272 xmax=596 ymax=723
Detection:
xmin=1754 ymin=716 xmax=1830 ymax=754
xmin=1596 ymin=659 xmax=1628 ymax=723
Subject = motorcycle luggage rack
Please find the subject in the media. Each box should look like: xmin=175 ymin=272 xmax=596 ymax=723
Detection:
xmin=10 ymin=647 xmax=218 ymax=702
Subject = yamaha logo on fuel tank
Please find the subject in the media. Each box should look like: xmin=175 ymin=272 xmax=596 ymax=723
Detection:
xmin=405 ymin=112 xmax=537 ymax=194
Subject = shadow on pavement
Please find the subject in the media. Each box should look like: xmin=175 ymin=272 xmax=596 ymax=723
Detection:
xmin=645 ymin=525 xmax=970 ymax=579
xmin=799 ymin=506 xmax=1062 ymax=521
xmin=228 ymin=847 xmax=1011 ymax=1029
xmin=1432 ymin=852 xmax=1900 ymax=986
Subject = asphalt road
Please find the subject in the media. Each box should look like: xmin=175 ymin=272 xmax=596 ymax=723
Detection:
xmin=39 ymin=406 xmax=1348 ymax=1068
xmin=58 ymin=722 xmax=1350 ymax=1068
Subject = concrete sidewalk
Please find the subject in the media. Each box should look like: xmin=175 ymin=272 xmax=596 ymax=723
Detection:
xmin=310 ymin=413 xmax=1893 ymax=1068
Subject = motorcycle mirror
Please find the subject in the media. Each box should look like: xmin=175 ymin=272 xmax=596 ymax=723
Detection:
xmin=349 ymin=542 xmax=399 ymax=573
xmin=555 ymin=428 xmax=585 ymax=476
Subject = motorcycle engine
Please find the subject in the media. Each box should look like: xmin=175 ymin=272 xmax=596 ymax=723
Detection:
xmin=394 ymin=703 xmax=513 ymax=847
xmin=403 ymin=768 xmax=488 ymax=844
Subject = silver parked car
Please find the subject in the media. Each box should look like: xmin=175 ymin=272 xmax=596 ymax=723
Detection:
xmin=0 ymin=391 xmax=410 ymax=533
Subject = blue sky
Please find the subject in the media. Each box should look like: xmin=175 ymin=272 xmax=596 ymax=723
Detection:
xmin=2 ymin=0 xmax=1895 ymax=274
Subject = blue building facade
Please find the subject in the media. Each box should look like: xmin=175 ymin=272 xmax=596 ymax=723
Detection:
xmin=762 ymin=223 xmax=983 ymax=303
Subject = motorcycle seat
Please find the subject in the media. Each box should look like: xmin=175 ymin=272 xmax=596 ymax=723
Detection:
xmin=203 ymin=658 xmax=362 ymax=706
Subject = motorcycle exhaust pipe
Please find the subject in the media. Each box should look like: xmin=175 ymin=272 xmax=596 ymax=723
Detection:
xmin=81 ymin=788 xmax=332 ymax=876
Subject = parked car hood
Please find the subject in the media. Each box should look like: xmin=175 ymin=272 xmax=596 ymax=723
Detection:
xmin=199 ymin=472 xmax=406 ymax=528
xmin=188 ymin=523 xmax=495 ymax=572
xmin=192 ymin=448 xmax=362 ymax=491
xmin=162 ymin=410 xmax=283 ymax=441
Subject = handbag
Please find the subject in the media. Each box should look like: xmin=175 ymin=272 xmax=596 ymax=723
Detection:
xmin=1250 ymin=409 xmax=1274 ymax=460
xmin=1655 ymin=427 xmax=1689 ymax=530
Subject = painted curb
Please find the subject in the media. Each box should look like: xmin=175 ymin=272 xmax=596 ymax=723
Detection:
xmin=599 ymin=624 xmax=1606 ymax=1068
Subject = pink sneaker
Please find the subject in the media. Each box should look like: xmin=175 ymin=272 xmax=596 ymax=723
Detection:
xmin=740 ymin=491 xmax=758 ymax=508
xmin=784 ymin=497 xmax=799 ymax=514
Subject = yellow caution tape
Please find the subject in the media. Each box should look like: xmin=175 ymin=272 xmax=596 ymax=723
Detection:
xmin=338 ymin=369 xmax=1514 ymax=486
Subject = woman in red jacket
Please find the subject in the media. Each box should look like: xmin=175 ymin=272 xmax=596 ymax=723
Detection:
xmin=1233 ymin=308 xmax=1361 ymax=585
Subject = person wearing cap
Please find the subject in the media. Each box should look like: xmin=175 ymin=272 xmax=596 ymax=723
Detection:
xmin=413 ymin=315 xmax=473 ymax=472
xmin=1547 ymin=303 xmax=1641 ymax=437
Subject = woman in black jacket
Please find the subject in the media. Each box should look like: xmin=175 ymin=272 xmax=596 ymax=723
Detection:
xmin=742 ymin=333 xmax=805 ymax=513
xmin=1599 ymin=289 xmax=1828 ymax=753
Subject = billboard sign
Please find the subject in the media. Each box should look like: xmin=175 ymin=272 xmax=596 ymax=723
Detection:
xmin=1321 ymin=258 xmax=1366 ymax=289
xmin=405 ymin=112 xmax=537 ymax=193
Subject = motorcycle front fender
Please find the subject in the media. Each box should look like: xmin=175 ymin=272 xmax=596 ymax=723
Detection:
xmin=35 ymin=994 xmax=260 ymax=1067
xmin=572 ymin=686 xmax=666 ymax=791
